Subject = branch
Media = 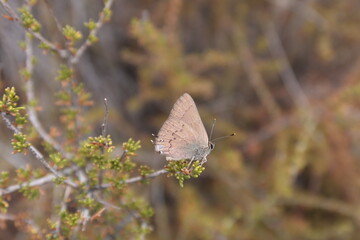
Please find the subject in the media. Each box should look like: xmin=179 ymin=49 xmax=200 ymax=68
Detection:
xmin=101 ymin=98 xmax=109 ymax=137
xmin=70 ymin=0 xmax=115 ymax=64
xmin=76 ymin=169 xmax=91 ymax=231
xmin=0 ymin=166 xmax=77 ymax=196
xmin=239 ymin=33 xmax=282 ymax=118
xmin=266 ymin=22 xmax=310 ymax=108
xmin=94 ymin=169 xmax=168 ymax=190
xmin=23 ymin=20 xmax=71 ymax=159
xmin=0 ymin=113 xmax=77 ymax=188
xmin=43 ymin=0 xmax=64 ymax=34
xmin=0 ymin=0 xmax=68 ymax=58
xmin=98 ymin=98 xmax=109 ymax=190
xmin=94 ymin=195 xmax=122 ymax=210
xmin=55 ymin=185 xmax=72 ymax=235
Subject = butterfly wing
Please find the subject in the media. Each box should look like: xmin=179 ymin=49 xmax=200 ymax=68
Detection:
xmin=168 ymin=93 xmax=208 ymax=144
xmin=154 ymin=93 xmax=209 ymax=160
xmin=155 ymin=118 xmax=203 ymax=160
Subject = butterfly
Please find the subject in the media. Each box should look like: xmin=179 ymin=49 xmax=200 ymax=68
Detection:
xmin=153 ymin=93 xmax=234 ymax=165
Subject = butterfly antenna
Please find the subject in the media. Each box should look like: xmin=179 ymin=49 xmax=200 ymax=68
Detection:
xmin=209 ymin=118 xmax=216 ymax=140
xmin=212 ymin=133 xmax=236 ymax=142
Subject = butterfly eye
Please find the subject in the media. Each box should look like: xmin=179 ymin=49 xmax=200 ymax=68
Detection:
xmin=209 ymin=142 xmax=215 ymax=150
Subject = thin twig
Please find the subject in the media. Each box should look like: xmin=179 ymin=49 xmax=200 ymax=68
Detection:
xmin=43 ymin=0 xmax=64 ymax=34
xmin=116 ymin=207 xmax=148 ymax=238
xmin=239 ymin=34 xmax=282 ymax=118
xmin=80 ymin=200 xmax=91 ymax=230
xmin=1 ymin=113 xmax=77 ymax=188
xmin=0 ymin=166 xmax=77 ymax=196
xmin=0 ymin=0 xmax=19 ymax=21
xmin=23 ymin=20 xmax=70 ymax=159
xmin=98 ymin=98 xmax=109 ymax=189
xmin=0 ymin=0 xmax=68 ymax=58
xmin=94 ymin=195 xmax=122 ymax=211
xmin=55 ymin=185 xmax=72 ymax=235
xmin=70 ymin=0 xmax=115 ymax=64
xmin=75 ymin=169 xmax=91 ymax=231
xmin=95 ymin=169 xmax=168 ymax=190
xmin=101 ymin=98 xmax=108 ymax=137
xmin=266 ymin=22 xmax=317 ymax=180
xmin=266 ymin=22 xmax=310 ymax=108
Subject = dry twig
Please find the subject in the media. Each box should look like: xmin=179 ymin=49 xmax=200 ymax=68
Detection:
xmin=1 ymin=113 xmax=77 ymax=188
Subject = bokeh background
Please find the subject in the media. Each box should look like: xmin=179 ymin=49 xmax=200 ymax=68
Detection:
xmin=1 ymin=0 xmax=360 ymax=239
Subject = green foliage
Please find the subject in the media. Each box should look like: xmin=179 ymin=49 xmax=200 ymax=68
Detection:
xmin=2 ymin=0 xmax=360 ymax=239
xmin=0 ymin=1 xmax=253 ymax=239
xmin=19 ymin=185 xmax=40 ymax=199
xmin=32 ymin=168 xmax=46 ymax=178
xmin=56 ymin=65 xmax=73 ymax=83
xmin=111 ymin=178 xmax=125 ymax=190
xmin=124 ymin=18 xmax=216 ymax=108
xmin=31 ymin=56 xmax=38 ymax=65
xmin=53 ymin=176 xmax=65 ymax=185
xmin=109 ymin=156 xmax=122 ymax=170
xmin=73 ymin=83 xmax=94 ymax=106
xmin=55 ymin=90 xmax=71 ymax=105
xmin=82 ymin=135 xmax=114 ymax=153
xmin=80 ymin=135 xmax=114 ymax=169
xmin=77 ymin=196 xmax=95 ymax=208
xmin=19 ymin=68 xmax=31 ymax=80
xmin=38 ymin=42 xmax=51 ymax=50
xmin=102 ymin=8 xmax=112 ymax=22
xmin=166 ymin=160 xmax=205 ymax=188
xmin=0 ymin=171 xmax=9 ymax=187
xmin=127 ymin=199 xmax=154 ymax=219
xmin=16 ymin=166 xmax=32 ymax=181
xmin=0 ymin=196 xmax=9 ymax=213
xmin=139 ymin=165 xmax=154 ymax=177
xmin=18 ymin=40 xmax=27 ymax=50
xmin=139 ymin=165 xmax=154 ymax=184
xmin=123 ymin=158 xmax=136 ymax=171
xmin=14 ymin=112 xmax=27 ymax=126
xmin=122 ymin=138 xmax=141 ymax=155
xmin=88 ymin=34 xmax=98 ymax=44
xmin=62 ymin=25 xmax=82 ymax=43
xmin=59 ymin=210 xmax=81 ymax=228
xmin=11 ymin=133 xmax=30 ymax=153
xmin=84 ymin=19 xmax=96 ymax=30
xmin=84 ymin=20 xmax=99 ymax=44
xmin=49 ymin=153 xmax=69 ymax=169
xmin=189 ymin=161 xmax=205 ymax=178
xmin=18 ymin=6 xmax=41 ymax=32
xmin=60 ymin=107 xmax=78 ymax=142
xmin=0 ymin=87 xmax=26 ymax=116
xmin=46 ymin=233 xmax=60 ymax=240
xmin=54 ymin=69 xmax=94 ymax=149
xmin=86 ymin=168 xmax=98 ymax=186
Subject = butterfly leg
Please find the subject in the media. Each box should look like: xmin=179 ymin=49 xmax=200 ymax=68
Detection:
xmin=200 ymin=157 xmax=207 ymax=166
xmin=187 ymin=156 xmax=195 ymax=169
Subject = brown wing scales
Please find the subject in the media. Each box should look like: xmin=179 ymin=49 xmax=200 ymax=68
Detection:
xmin=154 ymin=93 xmax=210 ymax=160
xmin=168 ymin=93 xmax=208 ymax=143
xmin=155 ymin=118 xmax=200 ymax=160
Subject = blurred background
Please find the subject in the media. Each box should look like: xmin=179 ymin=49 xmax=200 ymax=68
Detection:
xmin=1 ymin=0 xmax=360 ymax=239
